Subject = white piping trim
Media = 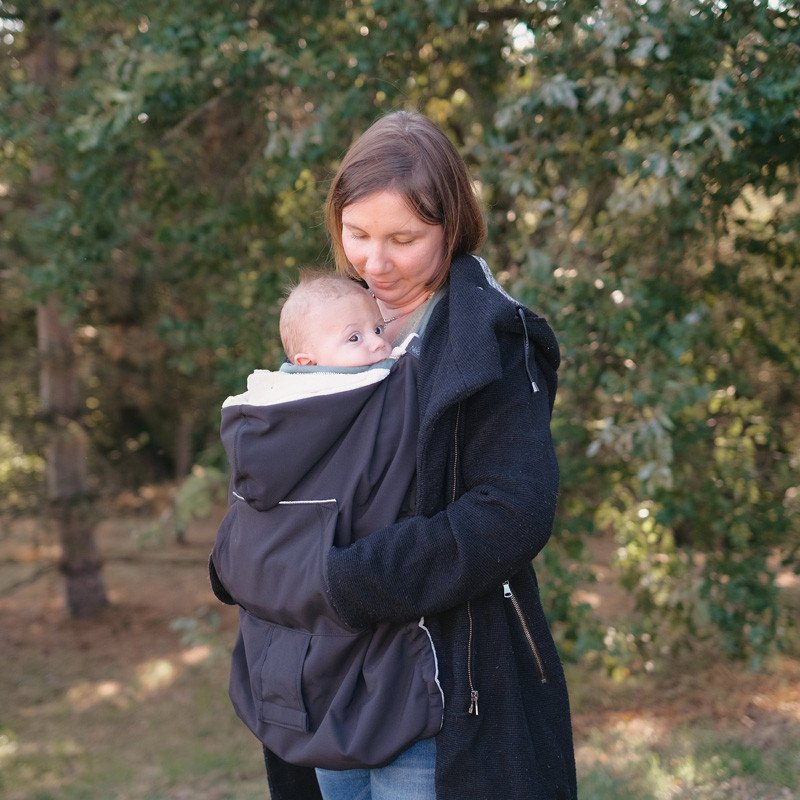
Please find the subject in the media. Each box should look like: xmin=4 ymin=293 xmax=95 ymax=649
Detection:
xmin=418 ymin=616 xmax=445 ymax=725
xmin=277 ymin=499 xmax=337 ymax=505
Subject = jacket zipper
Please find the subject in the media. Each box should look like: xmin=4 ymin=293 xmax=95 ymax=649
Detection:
xmin=467 ymin=601 xmax=478 ymax=715
xmin=452 ymin=404 xmax=479 ymax=716
xmin=503 ymin=580 xmax=547 ymax=683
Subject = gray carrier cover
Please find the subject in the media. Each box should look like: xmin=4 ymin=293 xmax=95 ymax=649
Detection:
xmin=210 ymin=338 xmax=444 ymax=769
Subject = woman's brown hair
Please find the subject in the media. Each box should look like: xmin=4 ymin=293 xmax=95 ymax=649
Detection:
xmin=325 ymin=111 xmax=487 ymax=288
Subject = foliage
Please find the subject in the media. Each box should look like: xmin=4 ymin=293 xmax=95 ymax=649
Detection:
xmin=1 ymin=0 xmax=798 ymax=663
xmin=137 ymin=463 xmax=230 ymax=547
xmin=0 ymin=429 xmax=44 ymax=513
xmin=0 ymin=289 xmax=44 ymax=514
xmin=169 ymin=607 xmax=222 ymax=649
xmin=486 ymin=0 xmax=800 ymax=666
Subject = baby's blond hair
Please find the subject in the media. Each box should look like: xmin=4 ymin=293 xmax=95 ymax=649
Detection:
xmin=280 ymin=270 xmax=372 ymax=362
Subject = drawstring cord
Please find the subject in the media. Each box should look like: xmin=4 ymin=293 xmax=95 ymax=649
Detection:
xmin=517 ymin=308 xmax=540 ymax=394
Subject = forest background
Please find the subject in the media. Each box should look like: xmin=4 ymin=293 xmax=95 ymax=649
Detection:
xmin=1 ymin=0 xmax=799 ymax=796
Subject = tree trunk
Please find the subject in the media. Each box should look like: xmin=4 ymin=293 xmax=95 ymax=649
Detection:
xmin=38 ymin=297 xmax=109 ymax=617
xmin=26 ymin=9 xmax=109 ymax=618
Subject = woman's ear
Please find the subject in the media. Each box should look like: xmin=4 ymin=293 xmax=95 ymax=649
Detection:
xmin=293 ymin=353 xmax=316 ymax=366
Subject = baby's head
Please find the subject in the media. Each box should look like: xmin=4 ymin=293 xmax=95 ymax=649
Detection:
xmin=280 ymin=271 xmax=392 ymax=367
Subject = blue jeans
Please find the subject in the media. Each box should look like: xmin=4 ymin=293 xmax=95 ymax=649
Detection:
xmin=315 ymin=737 xmax=436 ymax=800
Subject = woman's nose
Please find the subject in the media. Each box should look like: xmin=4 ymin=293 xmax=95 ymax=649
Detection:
xmin=363 ymin=243 xmax=389 ymax=275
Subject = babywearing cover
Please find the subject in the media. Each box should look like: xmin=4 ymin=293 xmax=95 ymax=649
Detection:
xmin=209 ymin=336 xmax=444 ymax=769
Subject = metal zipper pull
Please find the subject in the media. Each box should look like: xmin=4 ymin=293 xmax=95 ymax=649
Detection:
xmin=468 ymin=690 xmax=479 ymax=716
xmin=503 ymin=580 xmax=512 ymax=598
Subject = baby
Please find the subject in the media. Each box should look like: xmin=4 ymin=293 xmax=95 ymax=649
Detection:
xmin=280 ymin=271 xmax=392 ymax=366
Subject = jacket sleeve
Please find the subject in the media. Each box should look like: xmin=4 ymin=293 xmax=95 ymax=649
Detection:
xmin=325 ymin=332 xmax=559 ymax=628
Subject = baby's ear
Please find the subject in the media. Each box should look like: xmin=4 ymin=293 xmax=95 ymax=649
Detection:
xmin=293 ymin=353 xmax=316 ymax=366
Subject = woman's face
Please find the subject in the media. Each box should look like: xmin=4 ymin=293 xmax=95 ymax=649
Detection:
xmin=341 ymin=190 xmax=446 ymax=310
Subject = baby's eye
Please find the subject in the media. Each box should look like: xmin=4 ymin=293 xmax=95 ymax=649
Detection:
xmin=348 ymin=333 xmax=363 ymax=343
xmin=374 ymin=324 xmax=385 ymax=336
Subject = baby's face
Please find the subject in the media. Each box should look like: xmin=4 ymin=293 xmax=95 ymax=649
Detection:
xmin=298 ymin=290 xmax=392 ymax=367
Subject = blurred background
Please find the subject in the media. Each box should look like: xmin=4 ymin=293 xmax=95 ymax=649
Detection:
xmin=1 ymin=1 xmax=798 ymax=798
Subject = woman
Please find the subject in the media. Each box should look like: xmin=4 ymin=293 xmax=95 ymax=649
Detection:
xmin=264 ymin=111 xmax=577 ymax=800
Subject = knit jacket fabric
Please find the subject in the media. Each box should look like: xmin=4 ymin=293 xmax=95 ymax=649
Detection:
xmin=209 ymin=338 xmax=444 ymax=770
xmin=264 ymin=253 xmax=577 ymax=800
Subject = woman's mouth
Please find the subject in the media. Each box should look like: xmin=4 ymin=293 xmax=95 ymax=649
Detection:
xmin=368 ymin=283 xmax=396 ymax=296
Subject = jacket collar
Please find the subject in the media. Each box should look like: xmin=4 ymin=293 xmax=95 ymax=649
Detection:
xmin=419 ymin=254 xmax=560 ymax=428
xmin=418 ymin=255 xmax=509 ymax=426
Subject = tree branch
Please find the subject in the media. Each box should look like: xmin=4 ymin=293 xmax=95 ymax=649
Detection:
xmin=164 ymin=88 xmax=233 ymax=141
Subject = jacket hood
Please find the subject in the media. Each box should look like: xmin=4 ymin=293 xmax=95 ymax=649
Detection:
xmin=220 ymin=337 xmax=420 ymax=512
xmin=421 ymin=254 xmax=560 ymax=419
xmin=221 ymin=362 xmax=393 ymax=511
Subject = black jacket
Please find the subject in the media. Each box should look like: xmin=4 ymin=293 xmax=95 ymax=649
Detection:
xmin=266 ymin=254 xmax=577 ymax=800
xmin=210 ymin=342 xmax=444 ymax=770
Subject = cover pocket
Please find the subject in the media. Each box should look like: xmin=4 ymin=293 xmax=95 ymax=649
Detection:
xmin=229 ymin=608 xmax=444 ymax=770
xmin=257 ymin=623 xmax=311 ymax=732
xmin=213 ymin=498 xmax=341 ymax=628
xmin=231 ymin=612 xmax=313 ymax=734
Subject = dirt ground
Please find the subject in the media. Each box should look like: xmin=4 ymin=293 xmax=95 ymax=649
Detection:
xmin=0 ymin=498 xmax=264 ymax=799
xmin=1 ymin=495 xmax=799 ymax=799
xmin=1 ymin=502 xmax=240 ymax=678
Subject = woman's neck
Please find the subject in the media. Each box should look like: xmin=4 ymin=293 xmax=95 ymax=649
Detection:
xmin=371 ymin=290 xmax=434 ymax=328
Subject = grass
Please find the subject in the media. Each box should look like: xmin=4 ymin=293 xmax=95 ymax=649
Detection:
xmin=0 ymin=631 xmax=267 ymax=800
xmin=0 ymin=642 xmax=269 ymax=800
xmin=3 ymin=620 xmax=798 ymax=800
xmin=577 ymin=727 xmax=781 ymax=800
xmin=1 ymin=510 xmax=799 ymax=799
xmin=569 ymin=658 xmax=800 ymax=800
